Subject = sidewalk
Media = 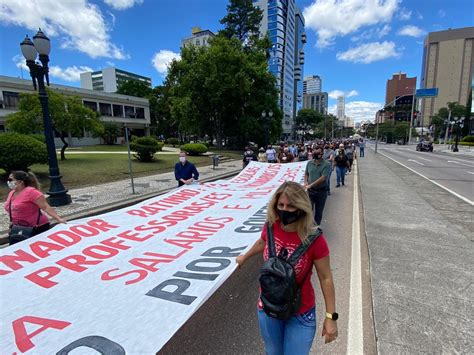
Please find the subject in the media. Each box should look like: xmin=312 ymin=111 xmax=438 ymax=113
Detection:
xmin=433 ymin=143 xmax=474 ymax=156
xmin=357 ymin=149 xmax=473 ymax=353
xmin=0 ymin=159 xmax=242 ymax=242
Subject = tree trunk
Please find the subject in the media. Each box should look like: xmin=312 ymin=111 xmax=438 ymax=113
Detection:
xmin=60 ymin=133 xmax=69 ymax=161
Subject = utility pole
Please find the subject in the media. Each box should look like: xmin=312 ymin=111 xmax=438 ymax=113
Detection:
xmin=444 ymin=109 xmax=452 ymax=145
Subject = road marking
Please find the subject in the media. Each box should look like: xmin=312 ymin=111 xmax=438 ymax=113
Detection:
xmin=416 ymin=156 xmax=432 ymax=162
xmin=447 ymin=160 xmax=474 ymax=168
xmin=408 ymin=159 xmax=424 ymax=166
xmin=347 ymin=160 xmax=363 ymax=354
xmin=380 ymin=152 xmax=474 ymax=206
xmin=468 ymin=172 xmax=474 ymax=175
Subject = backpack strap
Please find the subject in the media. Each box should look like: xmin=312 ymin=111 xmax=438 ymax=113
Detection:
xmin=266 ymin=222 xmax=277 ymax=258
xmin=286 ymin=227 xmax=323 ymax=266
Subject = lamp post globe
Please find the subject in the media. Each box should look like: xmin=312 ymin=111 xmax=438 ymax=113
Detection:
xmin=20 ymin=29 xmax=71 ymax=206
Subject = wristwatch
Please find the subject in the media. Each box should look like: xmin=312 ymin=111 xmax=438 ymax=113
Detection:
xmin=325 ymin=312 xmax=339 ymax=320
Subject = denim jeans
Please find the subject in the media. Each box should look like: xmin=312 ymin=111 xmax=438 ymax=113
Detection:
xmin=336 ymin=166 xmax=346 ymax=185
xmin=308 ymin=189 xmax=328 ymax=225
xmin=258 ymin=308 xmax=317 ymax=355
xmin=359 ymin=146 xmax=365 ymax=157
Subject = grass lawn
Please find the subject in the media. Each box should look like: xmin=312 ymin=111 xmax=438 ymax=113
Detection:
xmin=0 ymin=148 xmax=242 ymax=200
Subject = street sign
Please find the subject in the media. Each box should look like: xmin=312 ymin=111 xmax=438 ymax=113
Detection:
xmin=416 ymin=88 xmax=438 ymax=97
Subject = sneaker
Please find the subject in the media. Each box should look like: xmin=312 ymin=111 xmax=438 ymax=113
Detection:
xmin=336 ymin=184 xmax=340 ymax=188
xmin=342 ymin=182 xmax=345 ymax=186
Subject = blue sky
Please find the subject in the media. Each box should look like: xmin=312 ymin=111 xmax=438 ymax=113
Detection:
xmin=0 ymin=0 xmax=473 ymax=122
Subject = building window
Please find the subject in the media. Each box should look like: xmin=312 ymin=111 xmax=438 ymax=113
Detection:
xmin=125 ymin=105 xmax=135 ymax=118
xmin=113 ymin=104 xmax=123 ymax=117
xmin=3 ymin=91 xmax=20 ymax=109
xmin=99 ymin=103 xmax=112 ymax=116
xmin=135 ymin=107 xmax=145 ymax=119
xmin=83 ymin=100 xmax=97 ymax=112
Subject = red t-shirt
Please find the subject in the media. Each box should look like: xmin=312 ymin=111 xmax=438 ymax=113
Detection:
xmin=258 ymin=221 xmax=330 ymax=314
xmin=4 ymin=187 xmax=48 ymax=227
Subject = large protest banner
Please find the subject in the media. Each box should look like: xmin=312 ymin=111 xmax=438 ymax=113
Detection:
xmin=0 ymin=161 xmax=306 ymax=354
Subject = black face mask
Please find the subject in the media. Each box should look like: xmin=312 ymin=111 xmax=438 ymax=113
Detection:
xmin=314 ymin=153 xmax=322 ymax=160
xmin=277 ymin=209 xmax=301 ymax=225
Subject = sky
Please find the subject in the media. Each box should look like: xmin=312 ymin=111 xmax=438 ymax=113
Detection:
xmin=0 ymin=0 xmax=473 ymax=123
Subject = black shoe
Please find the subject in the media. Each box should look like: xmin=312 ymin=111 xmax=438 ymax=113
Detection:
xmin=336 ymin=184 xmax=340 ymax=188
xmin=342 ymin=182 xmax=345 ymax=186
xmin=328 ymin=191 xmax=331 ymax=195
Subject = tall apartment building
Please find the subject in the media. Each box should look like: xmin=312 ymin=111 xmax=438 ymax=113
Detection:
xmin=80 ymin=67 xmax=152 ymax=93
xmin=337 ymin=96 xmax=345 ymax=119
xmin=255 ymin=0 xmax=306 ymax=137
xmin=303 ymin=75 xmax=321 ymax=94
xmin=420 ymin=27 xmax=474 ymax=125
xmin=302 ymin=92 xmax=328 ymax=114
xmin=293 ymin=8 xmax=306 ymax=120
xmin=386 ymin=72 xmax=416 ymax=106
xmin=181 ymin=27 xmax=215 ymax=48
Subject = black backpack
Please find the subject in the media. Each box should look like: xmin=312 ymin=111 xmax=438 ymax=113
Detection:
xmin=259 ymin=223 xmax=322 ymax=320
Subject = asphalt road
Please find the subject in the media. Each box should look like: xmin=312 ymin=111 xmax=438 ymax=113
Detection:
xmin=375 ymin=144 xmax=474 ymax=203
xmin=159 ymin=163 xmax=376 ymax=355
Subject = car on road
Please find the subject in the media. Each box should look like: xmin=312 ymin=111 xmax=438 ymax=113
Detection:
xmin=416 ymin=141 xmax=433 ymax=152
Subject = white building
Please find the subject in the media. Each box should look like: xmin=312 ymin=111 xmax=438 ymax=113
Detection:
xmin=80 ymin=67 xmax=152 ymax=93
xmin=303 ymin=75 xmax=321 ymax=94
xmin=182 ymin=28 xmax=216 ymax=48
xmin=0 ymin=75 xmax=151 ymax=145
xmin=337 ymin=95 xmax=345 ymax=119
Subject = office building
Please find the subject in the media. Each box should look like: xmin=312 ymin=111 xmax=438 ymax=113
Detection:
xmin=80 ymin=67 xmax=152 ymax=93
xmin=386 ymin=72 xmax=416 ymax=106
xmin=255 ymin=0 xmax=306 ymax=137
xmin=420 ymin=27 xmax=474 ymax=125
xmin=303 ymin=92 xmax=328 ymax=114
xmin=0 ymin=75 xmax=151 ymax=143
xmin=337 ymin=96 xmax=345 ymax=119
xmin=181 ymin=27 xmax=216 ymax=48
xmin=303 ymin=75 xmax=321 ymax=94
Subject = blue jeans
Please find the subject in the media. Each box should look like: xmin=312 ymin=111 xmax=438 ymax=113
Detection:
xmin=258 ymin=308 xmax=316 ymax=355
xmin=359 ymin=146 xmax=365 ymax=157
xmin=336 ymin=166 xmax=346 ymax=185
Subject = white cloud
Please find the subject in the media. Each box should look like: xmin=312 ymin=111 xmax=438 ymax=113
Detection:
xmin=337 ymin=41 xmax=399 ymax=64
xmin=330 ymin=101 xmax=382 ymax=122
xmin=328 ymin=89 xmax=359 ymax=99
xmin=347 ymin=90 xmax=359 ymax=97
xmin=12 ymin=54 xmax=28 ymax=71
xmin=438 ymin=9 xmax=446 ymax=18
xmin=398 ymin=8 xmax=412 ymax=20
xmin=351 ymin=24 xmax=391 ymax=42
xmin=104 ymin=0 xmax=143 ymax=10
xmin=303 ymin=0 xmax=399 ymax=48
xmin=0 ymin=0 xmax=127 ymax=59
xmin=397 ymin=25 xmax=425 ymax=37
xmin=152 ymin=50 xmax=180 ymax=75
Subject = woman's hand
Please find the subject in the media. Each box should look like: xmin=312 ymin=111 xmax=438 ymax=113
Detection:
xmin=322 ymin=318 xmax=338 ymax=343
xmin=236 ymin=255 xmax=246 ymax=268
xmin=56 ymin=217 xmax=67 ymax=224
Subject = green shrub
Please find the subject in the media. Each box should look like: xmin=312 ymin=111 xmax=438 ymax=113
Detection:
xmin=180 ymin=143 xmax=208 ymax=156
xmin=198 ymin=141 xmax=210 ymax=148
xmin=130 ymin=136 xmax=163 ymax=162
xmin=165 ymin=137 xmax=180 ymax=147
xmin=29 ymin=134 xmax=46 ymax=144
xmin=461 ymin=135 xmax=474 ymax=142
xmin=460 ymin=142 xmax=474 ymax=146
xmin=0 ymin=133 xmax=48 ymax=172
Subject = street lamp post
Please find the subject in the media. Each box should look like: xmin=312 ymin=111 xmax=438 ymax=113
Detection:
xmin=452 ymin=117 xmax=465 ymax=152
xmin=261 ymin=110 xmax=273 ymax=147
xmin=20 ymin=29 xmax=71 ymax=206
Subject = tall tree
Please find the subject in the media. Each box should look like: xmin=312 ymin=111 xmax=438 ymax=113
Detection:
xmin=220 ymin=0 xmax=263 ymax=46
xmin=6 ymin=90 xmax=103 ymax=160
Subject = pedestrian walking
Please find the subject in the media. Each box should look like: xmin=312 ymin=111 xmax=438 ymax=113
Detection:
xmin=174 ymin=151 xmax=199 ymax=187
xmin=257 ymin=147 xmax=268 ymax=162
xmin=334 ymin=144 xmax=350 ymax=187
xmin=266 ymin=145 xmax=277 ymax=163
xmin=4 ymin=171 xmax=66 ymax=245
xmin=304 ymin=147 xmax=330 ymax=225
xmin=236 ymin=181 xmax=338 ymax=354
xmin=323 ymin=144 xmax=335 ymax=195
xmin=278 ymin=147 xmax=294 ymax=163
xmin=345 ymin=143 xmax=355 ymax=174
xmin=359 ymin=138 xmax=365 ymax=157
xmin=243 ymin=146 xmax=257 ymax=168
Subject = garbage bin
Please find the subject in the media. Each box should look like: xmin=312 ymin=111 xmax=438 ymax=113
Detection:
xmin=212 ymin=155 xmax=219 ymax=169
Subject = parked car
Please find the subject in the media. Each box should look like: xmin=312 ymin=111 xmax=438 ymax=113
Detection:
xmin=416 ymin=141 xmax=433 ymax=152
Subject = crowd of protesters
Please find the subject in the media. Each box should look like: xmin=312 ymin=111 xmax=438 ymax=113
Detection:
xmin=242 ymin=138 xmax=366 ymax=226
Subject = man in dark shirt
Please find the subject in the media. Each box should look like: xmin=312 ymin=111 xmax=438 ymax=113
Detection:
xmin=174 ymin=151 xmax=199 ymax=187
xmin=304 ymin=146 xmax=330 ymax=225
xmin=334 ymin=144 xmax=350 ymax=187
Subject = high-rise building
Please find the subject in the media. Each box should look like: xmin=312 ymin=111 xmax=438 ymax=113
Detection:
xmin=303 ymin=75 xmax=321 ymax=94
xmin=385 ymin=72 xmax=416 ymax=106
xmin=80 ymin=67 xmax=152 ymax=93
xmin=255 ymin=0 xmax=306 ymax=137
xmin=337 ymin=96 xmax=345 ymax=119
xmin=420 ymin=27 xmax=474 ymax=125
xmin=293 ymin=8 xmax=306 ymax=121
xmin=302 ymin=92 xmax=328 ymax=114
xmin=181 ymin=27 xmax=215 ymax=48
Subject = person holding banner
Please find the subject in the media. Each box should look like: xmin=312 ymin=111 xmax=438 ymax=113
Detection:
xmin=236 ymin=181 xmax=338 ymax=353
xmin=4 ymin=170 xmax=66 ymax=244
xmin=174 ymin=151 xmax=199 ymax=187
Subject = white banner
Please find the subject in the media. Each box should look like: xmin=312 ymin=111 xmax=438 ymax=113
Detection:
xmin=0 ymin=162 xmax=307 ymax=354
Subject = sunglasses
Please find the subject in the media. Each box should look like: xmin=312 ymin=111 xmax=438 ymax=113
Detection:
xmin=7 ymin=178 xmax=14 ymax=182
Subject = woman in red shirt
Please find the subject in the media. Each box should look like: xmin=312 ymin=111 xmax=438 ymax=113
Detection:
xmin=4 ymin=171 xmax=66 ymax=244
xmin=236 ymin=181 xmax=337 ymax=354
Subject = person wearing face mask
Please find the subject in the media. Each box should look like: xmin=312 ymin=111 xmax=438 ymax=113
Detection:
xmin=243 ymin=146 xmax=257 ymax=168
xmin=236 ymin=181 xmax=338 ymax=353
xmin=4 ymin=170 xmax=66 ymax=245
xmin=278 ymin=146 xmax=294 ymax=163
xmin=322 ymin=144 xmax=335 ymax=195
xmin=174 ymin=151 xmax=199 ymax=187
xmin=334 ymin=144 xmax=350 ymax=187
xmin=304 ymin=147 xmax=330 ymax=225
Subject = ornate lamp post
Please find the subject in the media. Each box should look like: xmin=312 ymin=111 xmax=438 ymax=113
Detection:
xmin=261 ymin=110 xmax=273 ymax=147
xmin=20 ymin=29 xmax=71 ymax=206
